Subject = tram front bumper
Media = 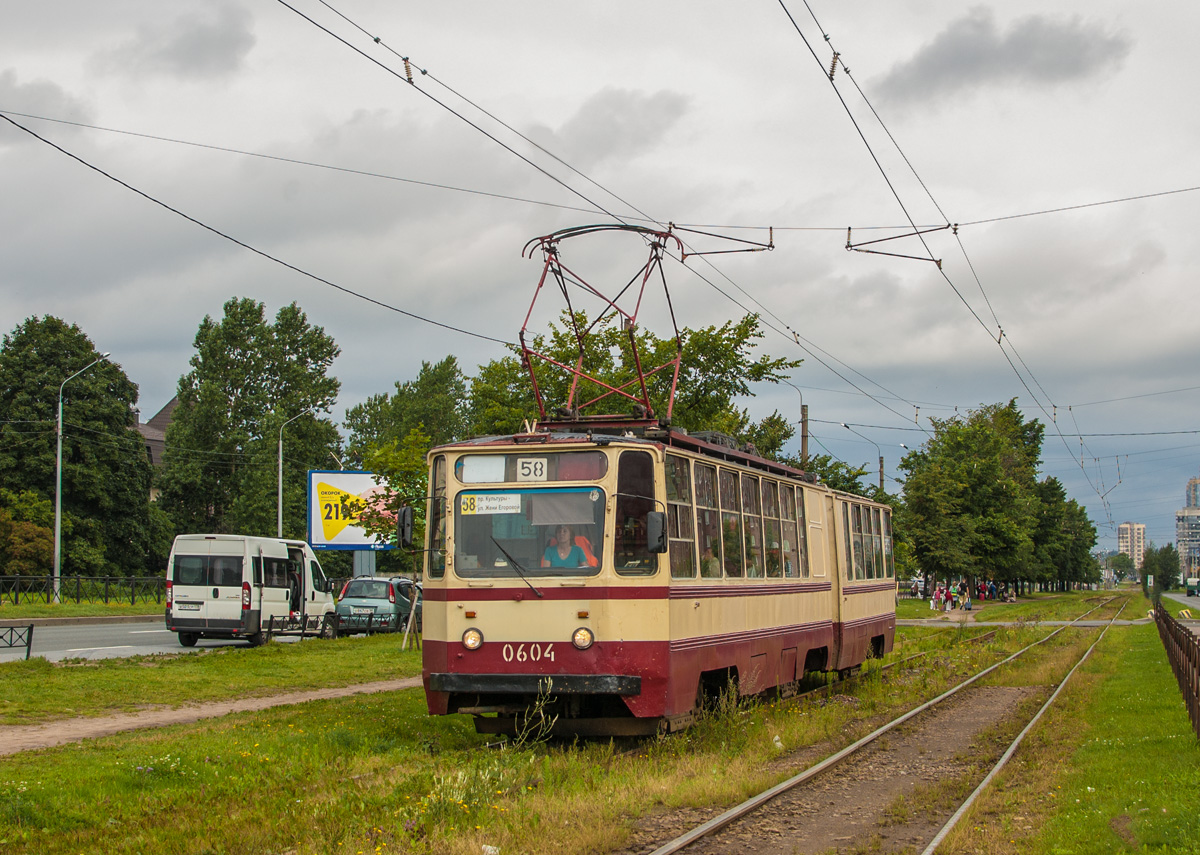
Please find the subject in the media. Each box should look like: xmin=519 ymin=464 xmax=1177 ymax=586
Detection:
xmin=428 ymin=673 xmax=641 ymax=695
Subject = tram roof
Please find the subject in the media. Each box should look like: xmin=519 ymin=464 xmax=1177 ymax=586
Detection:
xmin=432 ymin=427 xmax=818 ymax=484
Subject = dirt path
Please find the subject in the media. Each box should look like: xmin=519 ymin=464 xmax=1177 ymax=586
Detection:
xmin=0 ymin=676 xmax=422 ymax=756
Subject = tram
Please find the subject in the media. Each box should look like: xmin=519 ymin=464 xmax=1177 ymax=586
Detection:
xmin=420 ymin=426 xmax=896 ymax=736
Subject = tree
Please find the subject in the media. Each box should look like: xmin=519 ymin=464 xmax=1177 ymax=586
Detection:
xmin=779 ymin=452 xmax=870 ymax=496
xmin=1031 ymin=477 xmax=1097 ymax=589
xmin=0 ymin=316 xmax=155 ymax=575
xmin=1143 ymin=543 xmax=1180 ymax=594
xmin=343 ymin=356 xmax=469 ymax=466
xmin=0 ymin=489 xmax=54 ymax=575
xmin=467 ymin=312 xmax=801 ymax=446
xmin=347 ymin=425 xmax=434 ymax=576
xmin=1109 ymin=552 xmax=1134 ymax=582
xmin=899 ymin=401 xmax=1045 ymax=589
xmin=158 ymin=298 xmax=342 ymax=539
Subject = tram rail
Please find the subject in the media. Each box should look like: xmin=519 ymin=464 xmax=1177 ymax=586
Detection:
xmin=643 ymin=595 xmax=1129 ymax=855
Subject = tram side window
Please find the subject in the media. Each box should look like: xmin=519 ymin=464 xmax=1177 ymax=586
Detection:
xmin=870 ymin=508 xmax=884 ymax=579
xmin=882 ymin=510 xmax=895 ymax=578
xmin=864 ymin=506 xmax=883 ymax=581
xmin=428 ymin=455 xmax=447 ymax=578
xmin=795 ymin=487 xmax=810 ymax=578
xmin=851 ymin=504 xmax=867 ymax=580
xmin=665 ymin=455 xmax=696 ymax=579
xmin=741 ymin=474 xmax=764 ymax=578
xmin=695 ymin=463 xmax=723 ymax=578
xmin=762 ymin=479 xmax=782 ymax=578
xmin=615 ymin=450 xmax=656 ymax=575
xmin=779 ymin=485 xmax=800 ymax=578
xmin=719 ymin=468 xmax=743 ymax=578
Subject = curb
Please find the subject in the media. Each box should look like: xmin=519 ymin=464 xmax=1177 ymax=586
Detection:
xmin=0 ymin=615 xmax=162 ymax=628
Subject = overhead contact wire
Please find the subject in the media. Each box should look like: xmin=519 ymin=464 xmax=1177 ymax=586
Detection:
xmin=0 ymin=113 xmax=509 ymax=346
xmin=312 ymin=0 xmax=660 ymax=227
xmin=294 ymin=0 xmax=932 ymax=427
xmin=272 ymin=0 xmax=632 ymax=226
xmin=782 ymin=1 xmax=1117 ymax=501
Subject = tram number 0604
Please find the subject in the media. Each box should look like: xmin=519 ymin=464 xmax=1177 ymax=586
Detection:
xmin=502 ymin=642 xmax=555 ymax=663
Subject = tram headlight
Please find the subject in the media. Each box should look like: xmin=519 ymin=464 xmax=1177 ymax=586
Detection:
xmin=462 ymin=628 xmax=484 ymax=650
xmin=571 ymin=627 xmax=595 ymax=650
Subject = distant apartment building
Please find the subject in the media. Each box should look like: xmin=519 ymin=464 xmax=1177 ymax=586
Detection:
xmin=1117 ymin=522 xmax=1146 ymax=570
xmin=1177 ymin=476 xmax=1200 ymax=577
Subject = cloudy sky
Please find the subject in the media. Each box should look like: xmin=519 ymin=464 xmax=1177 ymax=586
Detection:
xmin=2 ymin=1 xmax=1196 ymax=553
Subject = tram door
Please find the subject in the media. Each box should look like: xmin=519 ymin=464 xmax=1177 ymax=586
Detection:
xmin=827 ymin=496 xmax=850 ymax=669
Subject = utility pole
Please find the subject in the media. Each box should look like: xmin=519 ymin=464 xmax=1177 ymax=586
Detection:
xmin=801 ymin=403 xmax=809 ymax=460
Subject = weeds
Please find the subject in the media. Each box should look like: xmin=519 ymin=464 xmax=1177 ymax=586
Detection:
xmin=509 ymin=678 xmax=558 ymax=751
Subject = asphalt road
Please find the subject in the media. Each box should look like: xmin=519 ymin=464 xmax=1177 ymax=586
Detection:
xmin=0 ymin=618 xmax=289 ymax=663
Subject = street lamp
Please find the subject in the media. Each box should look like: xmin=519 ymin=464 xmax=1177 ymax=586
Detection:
xmin=278 ymin=409 xmax=313 ymax=537
xmin=841 ymin=422 xmax=884 ymax=491
xmin=55 ymin=352 xmax=110 ymax=603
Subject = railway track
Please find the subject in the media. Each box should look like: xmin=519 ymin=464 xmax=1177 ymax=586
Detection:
xmin=638 ymin=596 xmax=1130 ymax=855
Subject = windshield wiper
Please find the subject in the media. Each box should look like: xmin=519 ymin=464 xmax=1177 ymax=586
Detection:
xmin=490 ymin=537 xmax=543 ymax=598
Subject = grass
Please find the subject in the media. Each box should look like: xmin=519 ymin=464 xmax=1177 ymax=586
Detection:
xmin=0 ymin=623 xmax=1056 ymax=854
xmin=940 ymin=622 xmax=1200 ymax=854
xmin=0 ymin=601 xmax=161 ymax=620
xmin=1158 ymin=594 xmax=1196 ymax=618
xmin=1 ymin=593 xmax=1194 ymax=854
xmin=0 ymin=634 xmax=421 ymax=725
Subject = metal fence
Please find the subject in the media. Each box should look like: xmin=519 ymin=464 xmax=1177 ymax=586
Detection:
xmin=0 ymin=625 xmax=33 ymax=660
xmin=1154 ymin=606 xmax=1200 ymax=739
xmin=0 ymin=576 xmax=165 ymax=606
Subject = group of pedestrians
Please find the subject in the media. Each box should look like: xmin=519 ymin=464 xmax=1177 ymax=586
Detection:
xmin=926 ymin=579 xmax=1005 ymax=611
xmin=930 ymin=582 xmax=969 ymax=611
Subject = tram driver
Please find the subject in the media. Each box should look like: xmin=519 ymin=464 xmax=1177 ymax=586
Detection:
xmin=541 ymin=524 xmax=599 ymax=568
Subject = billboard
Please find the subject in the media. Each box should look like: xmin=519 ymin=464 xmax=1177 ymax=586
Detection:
xmin=307 ymin=470 xmax=395 ymax=550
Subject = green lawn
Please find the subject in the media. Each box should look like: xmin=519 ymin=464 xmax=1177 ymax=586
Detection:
xmin=0 ymin=634 xmax=420 ymax=725
xmin=0 ymin=601 xmax=161 ymax=621
xmin=947 ymin=622 xmax=1200 ymax=854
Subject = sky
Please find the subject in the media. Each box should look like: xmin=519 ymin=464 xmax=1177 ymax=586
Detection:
xmin=1 ymin=1 xmax=1197 ymax=553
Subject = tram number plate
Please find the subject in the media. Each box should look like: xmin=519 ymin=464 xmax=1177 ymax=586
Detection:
xmin=502 ymin=642 xmax=555 ymax=663
xmin=516 ymin=458 xmax=548 ymax=482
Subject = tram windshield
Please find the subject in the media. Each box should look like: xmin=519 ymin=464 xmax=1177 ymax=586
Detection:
xmin=454 ymin=487 xmax=606 ymax=578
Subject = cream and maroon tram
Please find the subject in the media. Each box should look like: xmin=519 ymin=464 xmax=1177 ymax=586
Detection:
xmin=421 ymin=428 xmax=896 ymax=736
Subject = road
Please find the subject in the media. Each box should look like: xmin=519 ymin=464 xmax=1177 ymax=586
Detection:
xmin=0 ymin=618 xmax=289 ymax=663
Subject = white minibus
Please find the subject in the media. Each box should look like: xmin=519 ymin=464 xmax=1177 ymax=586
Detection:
xmin=165 ymin=534 xmax=335 ymax=647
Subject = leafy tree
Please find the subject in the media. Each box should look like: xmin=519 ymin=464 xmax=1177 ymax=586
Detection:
xmin=898 ymin=401 xmax=1044 ymax=588
xmin=1143 ymin=543 xmax=1180 ymax=594
xmin=0 ymin=317 xmax=155 ymax=575
xmin=0 ymin=489 xmax=54 ymax=575
xmin=1109 ymin=552 xmax=1134 ymax=582
xmin=347 ymin=425 xmax=434 ymax=576
xmin=1031 ymin=477 xmax=1098 ymax=589
xmin=158 ymin=298 xmax=342 ymax=539
xmin=780 ymin=452 xmax=870 ymax=496
xmin=343 ymin=356 xmax=469 ymax=466
xmin=468 ymin=312 xmax=801 ymax=446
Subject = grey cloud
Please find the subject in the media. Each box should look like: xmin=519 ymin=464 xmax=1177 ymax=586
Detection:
xmin=528 ymin=88 xmax=691 ymax=169
xmin=874 ymin=7 xmax=1131 ymax=107
xmin=0 ymin=70 xmax=94 ymax=146
xmin=92 ymin=4 xmax=255 ymax=80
